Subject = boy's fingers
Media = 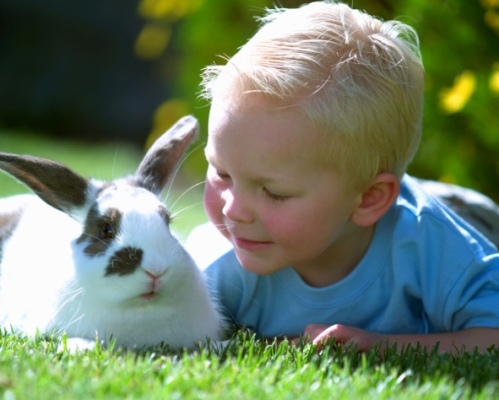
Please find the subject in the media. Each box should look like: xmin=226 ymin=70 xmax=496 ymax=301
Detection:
xmin=304 ymin=324 xmax=330 ymax=340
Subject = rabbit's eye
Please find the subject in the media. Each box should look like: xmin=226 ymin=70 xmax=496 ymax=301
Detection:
xmin=100 ymin=223 xmax=115 ymax=239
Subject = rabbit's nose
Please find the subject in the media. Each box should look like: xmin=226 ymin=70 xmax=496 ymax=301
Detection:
xmin=143 ymin=266 xmax=168 ymax=281
xmin=144 ymin=269 xmax=164 ymax=279
xmin=142 ymin=269 xmax=168 ymax=295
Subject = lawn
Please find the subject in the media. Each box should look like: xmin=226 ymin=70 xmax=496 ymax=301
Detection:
xmin=0 ymin=130 xmax=498 ymax=399
xmin=1 ymin=331 xmax=498 ymax=399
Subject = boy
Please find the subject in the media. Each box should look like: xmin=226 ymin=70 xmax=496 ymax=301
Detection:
xmin=188 ymin=1 xmax=499 ymax=353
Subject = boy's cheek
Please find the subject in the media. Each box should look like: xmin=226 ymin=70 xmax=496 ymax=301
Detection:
xmin=203 ymin=181 xmax=223 ymax=222
xmin=204 ymin=183 xmax=233 ymax=243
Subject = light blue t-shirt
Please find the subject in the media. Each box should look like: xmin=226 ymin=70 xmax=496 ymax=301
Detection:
xmin=203 ymin=175 xmax=499 ymax=338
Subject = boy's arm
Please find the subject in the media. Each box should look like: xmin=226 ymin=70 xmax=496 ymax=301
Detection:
xmin=302 ymin=324 xmax=499 ymax=353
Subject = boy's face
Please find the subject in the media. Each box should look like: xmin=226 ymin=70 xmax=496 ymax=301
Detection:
xmin=204 ymin=93 xmax=370 ymax=286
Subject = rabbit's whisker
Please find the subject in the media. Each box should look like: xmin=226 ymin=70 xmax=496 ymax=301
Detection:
xmin=166 ymin=180 xmax=206 ymax=211
xmin=112 ymin=146 xmax=120 ymax=180
xmin=170 ymin=200 xmax=205 ymax=221
xmin=164 ymin=142 xmax=205 ymax=202
xmin=170 ymin=208 xmax=205 ymax=228
xmin=53 ymin=287 xmax=86 ymax=329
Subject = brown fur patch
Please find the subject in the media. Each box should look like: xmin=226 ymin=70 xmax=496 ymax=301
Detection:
xmin=0 ymin=205 xmax=25 ymax=264
xmin=0 ymin=210 xmax=23 ymax=241
xmin=105 ymin=247 xmax=143 ymax=276
xmin=77 ymin=205 xmax=122 ymax=257
xmin=158 ymin=205 xmax=171 ymax=225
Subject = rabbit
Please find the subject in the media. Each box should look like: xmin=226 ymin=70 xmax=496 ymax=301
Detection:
xmin=0 ymin=115 xmax=225 ymax=351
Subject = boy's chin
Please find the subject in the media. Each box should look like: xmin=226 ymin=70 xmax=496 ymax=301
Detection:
xmin=234 ymin=251 xmax=283 ymax=276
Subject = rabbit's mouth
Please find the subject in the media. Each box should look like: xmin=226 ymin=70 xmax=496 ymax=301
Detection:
xmin=140 ymin=291 xmax=158 ymax=300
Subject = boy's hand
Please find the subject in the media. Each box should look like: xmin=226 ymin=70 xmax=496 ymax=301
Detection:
xmin=300 ymin=324 xmax=499 ymax=354
xmin=302 ymin=324 xmax=385 ymax=352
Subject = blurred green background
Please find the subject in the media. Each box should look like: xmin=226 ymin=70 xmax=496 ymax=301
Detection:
xmin=1 ymin=0 xmax=498 ymax=230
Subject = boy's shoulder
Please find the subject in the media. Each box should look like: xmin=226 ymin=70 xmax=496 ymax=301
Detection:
xmin=394 ymin=175 xmax=499 ymax=251
xmin=184 ymin=223 xmax=232 ymax=270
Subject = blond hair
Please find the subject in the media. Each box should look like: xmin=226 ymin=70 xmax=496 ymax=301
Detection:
xmin=201 ymin=1 xmax=425 ymax=189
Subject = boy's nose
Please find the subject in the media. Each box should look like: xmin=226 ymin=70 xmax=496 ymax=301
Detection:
xmin=222 ymin=189 xmax=253 ymax=223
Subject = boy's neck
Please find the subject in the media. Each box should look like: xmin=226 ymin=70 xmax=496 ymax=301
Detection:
xmin=293 ymin=224 xmax=375 ymax=288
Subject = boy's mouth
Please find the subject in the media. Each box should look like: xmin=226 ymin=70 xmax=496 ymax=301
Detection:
xmin=233 ymin=236 xmax=273 ymax=252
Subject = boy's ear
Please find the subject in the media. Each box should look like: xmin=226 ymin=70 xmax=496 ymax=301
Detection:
xmin=351 ymin=173 xmax=400 ymax=227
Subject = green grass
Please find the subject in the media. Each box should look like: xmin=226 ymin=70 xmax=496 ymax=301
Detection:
xmin=1 ymin=130 xmax=498 ymax=399
xmin=0 ymin=129 xmax=207 ymax=240
xmin=0 ymin=331 xmax=498 ymax=399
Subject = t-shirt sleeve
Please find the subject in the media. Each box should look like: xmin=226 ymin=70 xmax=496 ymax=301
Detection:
xmin=442 ymin=252 xmax=499 ymax=330
xmin=398 ymin=176 xmax=499 ymax=332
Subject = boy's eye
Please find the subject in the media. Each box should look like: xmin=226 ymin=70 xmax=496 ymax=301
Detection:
xmin=216 ymin=171 xmax=231 ymax=180
xmin=207 ymin=165 xmax=230 ymax=181
xmin=263 ymin=187 xmax=290 ymax=202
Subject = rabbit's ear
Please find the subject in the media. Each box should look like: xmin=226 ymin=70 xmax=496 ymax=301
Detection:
xmin=136 ymin=115 xmax=199 ymax=195
xmin=0 ymin=153 xmax=90 ymax=218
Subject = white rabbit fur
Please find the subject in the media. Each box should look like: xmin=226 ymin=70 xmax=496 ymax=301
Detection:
xmin=0 ymin=116 xmax=224 ymax=350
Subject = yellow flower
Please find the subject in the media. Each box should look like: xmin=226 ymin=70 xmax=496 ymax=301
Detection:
xmin=485 ymin=9 xmax=499 ymax=32
xmin=490 ymin=63 xmax=499 ymax=94
xmin=134 ymin=22 xmax=171 ymax=60
xmin=481 ymin=0 xmax=499 ymax=9
xmin=138 ymin=0 xmax=204 ymax=20
xmin=439 ymin=71 xmax=477 ymax=114
xmin=146 ymin=99 xmax=191 ymax=149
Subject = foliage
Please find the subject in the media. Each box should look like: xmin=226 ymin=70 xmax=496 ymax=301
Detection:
xmin=138 ymin=0 xmax=499 ymax=200
xmin=386 ymin=0 xmax=499 ymax=200
xmin=1 ymin=330 xmax=498 ymax=399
